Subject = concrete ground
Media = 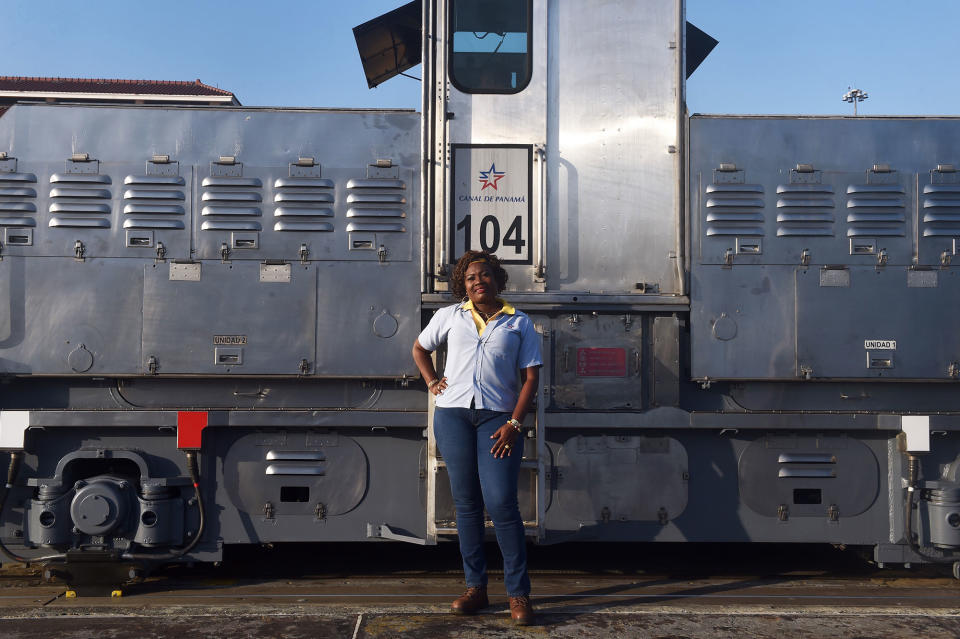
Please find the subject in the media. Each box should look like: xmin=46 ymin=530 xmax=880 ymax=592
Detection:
xmin=1 ymin=543 xmax=958 ymax=638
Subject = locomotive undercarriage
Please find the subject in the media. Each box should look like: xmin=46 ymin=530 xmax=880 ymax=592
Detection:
xmin=2 ymin=322 xmax=957 ymax=570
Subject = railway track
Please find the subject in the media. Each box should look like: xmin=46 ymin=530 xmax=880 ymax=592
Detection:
xmin=1 ymin=544 xmax=958 ymax=637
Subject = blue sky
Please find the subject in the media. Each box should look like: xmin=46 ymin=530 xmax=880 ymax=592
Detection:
xmin=4 ymin=1 xmax=959 ymax=115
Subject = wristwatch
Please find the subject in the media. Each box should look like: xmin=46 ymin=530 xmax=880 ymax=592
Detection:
xmin=507 ymin=418 xmax=523 ymax=433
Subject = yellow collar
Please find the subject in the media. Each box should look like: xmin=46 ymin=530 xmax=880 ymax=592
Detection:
xmin=462 ymin=298 xmax=515 ymax=315
xmin=462 ymin=298 xmax=514 ymax=336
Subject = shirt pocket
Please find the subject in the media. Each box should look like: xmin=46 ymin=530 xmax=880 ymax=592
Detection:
xmin=486 ymin=324 xmax=522 ymax=358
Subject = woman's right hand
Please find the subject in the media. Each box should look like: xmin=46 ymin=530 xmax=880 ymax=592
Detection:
xmin=429 ymin=377 xmax=448 ymax=396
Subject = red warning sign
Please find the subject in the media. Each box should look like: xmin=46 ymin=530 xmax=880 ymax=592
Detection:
xmin=576 ymin=348 xmax=627 ymax=377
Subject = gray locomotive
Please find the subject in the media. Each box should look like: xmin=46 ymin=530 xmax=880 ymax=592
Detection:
xmin=1 ymin=0 xmax=958 ymax=575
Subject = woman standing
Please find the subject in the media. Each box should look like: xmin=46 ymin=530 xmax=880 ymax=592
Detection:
xmin=412 ymin=250 xmax=542 ymax=625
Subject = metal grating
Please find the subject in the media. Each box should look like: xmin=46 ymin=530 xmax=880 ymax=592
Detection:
xmin=703 ymin=183 xmax=764 ymax=236
xmin=122 ymin=174 xmax=186 ymax=230
xmin=0 ymin=170 xmax=37 ymax=228
xmin=48 ymin=172 xmax=112 ymax=229
xmin=344 ymin=176 xmax=406 ymax=233
xmin=921 ymin=184 xmax=960 ymax=237
xmin=845 ymin=184 xmax=906 ymax=237
xmin=272 ymin=176 xmax=335 ymax=232
xmin=201 ymin=175 xmax=262 ymax=232
xmin=775 ymin=184 xmax=834 ymax=237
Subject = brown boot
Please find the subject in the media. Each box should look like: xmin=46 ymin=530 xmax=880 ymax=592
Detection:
xmin=451 ymin=586 xmax=489 ymax=615
xmin=509 ymin=595 xmax=534 ymax=625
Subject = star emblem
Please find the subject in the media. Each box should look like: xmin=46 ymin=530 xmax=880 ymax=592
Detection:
xmin=478 ymin=163 xmax=505 ymax=191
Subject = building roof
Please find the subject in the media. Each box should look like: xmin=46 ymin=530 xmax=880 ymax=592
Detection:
xmin=0 ymin=76 xmax=239 ymax=104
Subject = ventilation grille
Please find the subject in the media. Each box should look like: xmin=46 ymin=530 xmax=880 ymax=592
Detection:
xmin=200 ymin=176 xmax=262 ymax=232
xmin=703 ymin=183 xmax=764 ymax=236
xmin=123 ymin=174 xmax=186 ymax=230
xmin=846 ymin=184 xmax=906 ymax=237
xmin=272 ymin=176 xmax=335 ymax=233
xmin=0 ymin=171 xmax=37 ymax=228
xmin=48 ymin=173 xmax=112 ymax=229
xmin=345 ymin=177 xmax=407 ymax=233
xmin=922 ymin=184 xmax=960 ymax=237
xmin=775 ymin=184 xmax=835 ymax=237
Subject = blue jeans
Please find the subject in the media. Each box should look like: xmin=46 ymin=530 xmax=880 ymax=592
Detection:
xmin=433 ymin=406 xmax=530 ymax=597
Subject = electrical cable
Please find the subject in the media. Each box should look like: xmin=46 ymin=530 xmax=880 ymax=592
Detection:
xmin=122 ymin=450 xmax=205 ymax=562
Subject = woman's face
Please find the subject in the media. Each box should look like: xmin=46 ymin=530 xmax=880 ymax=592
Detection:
xmin=464 ymin=261 xmax=498 ymax=306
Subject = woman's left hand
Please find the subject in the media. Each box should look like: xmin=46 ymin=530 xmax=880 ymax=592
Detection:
xmin=489 ymin=422 xmax=519 ymax=458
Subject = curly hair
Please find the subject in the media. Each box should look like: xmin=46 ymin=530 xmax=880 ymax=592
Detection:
xmin=450 ymin=250 xmax=508 ymax=300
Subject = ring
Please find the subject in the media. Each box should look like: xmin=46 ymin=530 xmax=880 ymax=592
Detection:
xmin=504 ymin=444 xmax=511 ymax=449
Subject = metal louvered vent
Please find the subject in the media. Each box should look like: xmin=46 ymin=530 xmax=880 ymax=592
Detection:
xmin=48 ymin=164 xmax=112 ymax=229
xmin=703 ymin=183 xmax=764 ymax=236
xmin=0 ymin=165 xmax=38 ymax=229
xmin=922 ymin=183 xmax=960 ymax=237
xmin=776 ymin=184 xmax=835 ymax=237
xmin=123 ymin=172 xmax=186 ymax=230
xmin=200 ymin=174 xmax=263 ymax=232
xmin=345 ymin=176 xmax=407 ymax=233
xmin=846 ymin=184 xmax=906 ymax=237
xmin=273 ymin=176 xmax=335 ymax=233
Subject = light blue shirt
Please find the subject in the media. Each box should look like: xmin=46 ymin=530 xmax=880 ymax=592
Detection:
xmin=418 ymin=302 xmax=542 ymax=412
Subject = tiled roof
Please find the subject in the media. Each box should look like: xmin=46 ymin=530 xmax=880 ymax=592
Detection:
xmin=0 ymin=76 xmax=235 ymax=98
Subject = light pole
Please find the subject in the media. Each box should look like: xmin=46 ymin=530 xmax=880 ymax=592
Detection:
xmin=842 ymin=87 xmax=868 ymax=116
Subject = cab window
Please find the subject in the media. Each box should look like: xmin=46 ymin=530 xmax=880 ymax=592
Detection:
xmin=450 ymin=0 xmax=532 ymax=94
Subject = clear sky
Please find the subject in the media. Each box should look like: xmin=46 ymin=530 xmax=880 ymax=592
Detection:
xmin=4 ymin=1 xmax=959 ymax=116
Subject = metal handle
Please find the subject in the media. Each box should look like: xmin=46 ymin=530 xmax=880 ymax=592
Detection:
xmin=778 ymin=468 xmax=835 ymax=478
xmin=535 ymin=145 xmax=546 ymax=281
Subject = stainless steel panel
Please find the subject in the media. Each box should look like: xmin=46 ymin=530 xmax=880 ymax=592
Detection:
xmin=556 ymin=435 xmax=688 ymax=523
xmin=796 ymin=267 xmax=960 ymax=380
xmin=690 ymin=266 xmax=798 ymax=380
xmin=0 ymin=257 xmax=144 ymax=374
xmin=194 ymin=166 xmax=415 ymax=263
xmin=439 ymin=0 xmax=682 ymax=295
xmin=739 ymin=435 xmax=879 ymax=518
xmin=142 ymin=261 xmax=317 ymax=375
xmin=552 ymin=314 xmax=644 ymax=410
xmin=690 ymin=116 xmax=960 ymax=380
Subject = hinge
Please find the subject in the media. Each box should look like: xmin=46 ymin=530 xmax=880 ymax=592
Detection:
xmin=377 ymin=244 xmax=387 ymax=263
xmin=777 ymin=504 xmax=789 ymax=521
xmin=299 ymin=358 xmax=310 ymax=375
xmin=74 ymin=240 xmax=86 ymax=261
xmin=942 ymin=250 xmax=952 ymax=268
xmin=299 ymin=243 xmax=309 ymax=264
xmin=220 ymin=242 xmax=230 ymax=263
xmin=723 ymin=248 xmax=734 ymax=267
xmin=600 ymin=506 xmax=611 ymax=524
xmin=315 ymin=502 xmax=326 ymax=520
xmin=800 ymin=248 xmax=811 ymax=267
xmin=657 ymin=507 xmax=669 ymax=525
xmin=147 ymin=356 xmax=159 ymax=375
xmin=155 ymin=241 xmax=166 ymax=261
xmin=949 ymin=362 xmax=959 ymax=380
xmin=827 ymin=504 xmax=840 ymax=522
xmin=263 ymin=501 xmax=275 ymax=519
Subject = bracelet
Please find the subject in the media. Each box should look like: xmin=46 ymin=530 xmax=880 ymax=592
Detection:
xmin=427 ymin=379 xmax=440 ymax=388
xmin=507 ymin=418 xmax=522 ymax=433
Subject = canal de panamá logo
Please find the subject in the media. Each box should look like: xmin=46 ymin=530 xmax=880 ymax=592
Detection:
xmin=478 ymin=163 xmax=506 ymax=191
